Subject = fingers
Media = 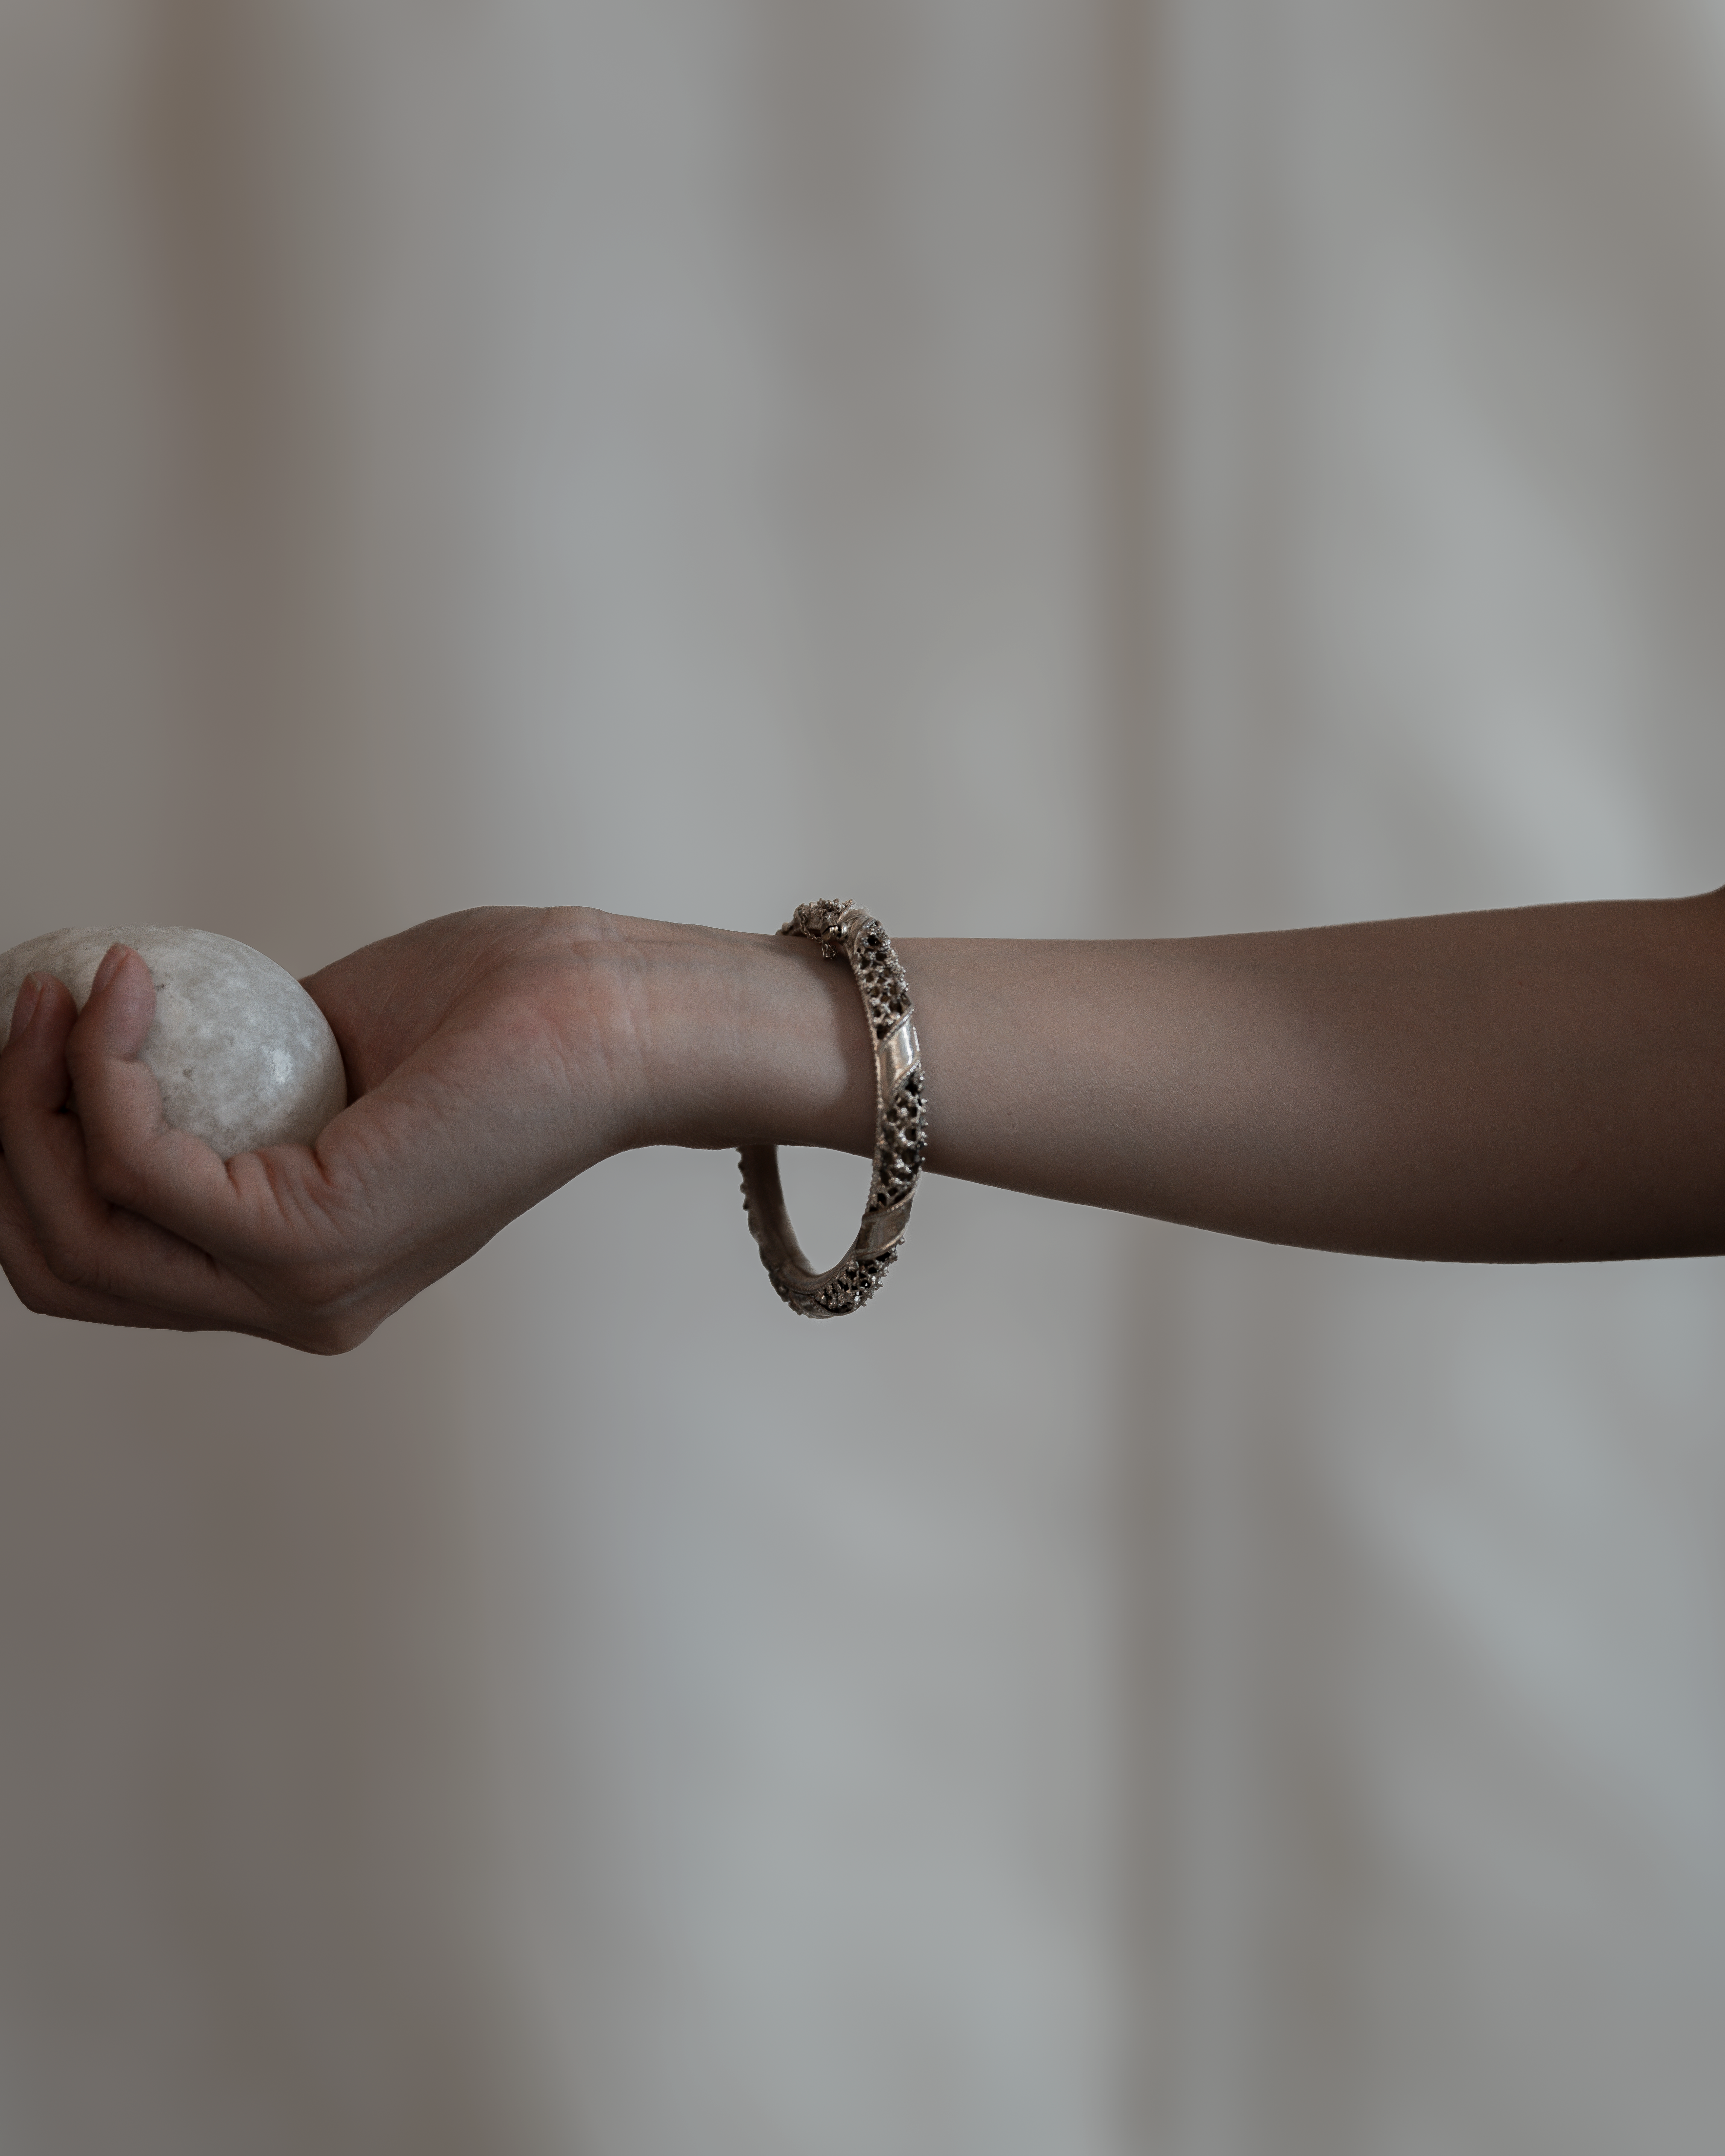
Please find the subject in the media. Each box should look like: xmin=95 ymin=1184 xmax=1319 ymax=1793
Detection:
xmin=2 ymin=969 xmax=88 ymax=1173
xmin=63 ymin=950 xmax=379 ymax=1278
xmin=0 ymin=1154 xmax=218 ymax=1333
xmin=0 ymin=957 xmax=262 ymax=1327
xmin=60 ymin=946 xmax=245 ymax=1247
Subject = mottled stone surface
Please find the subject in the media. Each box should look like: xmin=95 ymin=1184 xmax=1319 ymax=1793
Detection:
xmin=0 ymin=926 xmax=348 ymax=1158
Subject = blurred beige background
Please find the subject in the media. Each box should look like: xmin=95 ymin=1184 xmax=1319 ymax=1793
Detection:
xmin=2 ymin=3 xmax=1725 ymax=2152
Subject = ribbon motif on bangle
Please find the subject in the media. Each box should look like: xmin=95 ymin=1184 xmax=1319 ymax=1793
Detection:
xmin=738 ymin=899 xmax=926 ymax=1317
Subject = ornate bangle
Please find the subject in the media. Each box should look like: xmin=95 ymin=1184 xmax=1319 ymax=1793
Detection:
xmin=739 ymin=899 xmax=927 ymax=1318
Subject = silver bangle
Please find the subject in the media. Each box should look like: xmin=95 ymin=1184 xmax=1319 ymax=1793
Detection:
xmin=739 ymin=899 xmax=926 ymax=1318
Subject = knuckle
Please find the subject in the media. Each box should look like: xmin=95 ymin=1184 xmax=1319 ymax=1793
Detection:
xmin=39 ymin=1235 xmax=99 ymax=1293
xmin=2 ymin=1253 xmax=74 ymax=1321
xmin=38 ymin=1230 xmax=132 ymax=1305
xmin=81 ymin=1138 xmax=148 ymax=1211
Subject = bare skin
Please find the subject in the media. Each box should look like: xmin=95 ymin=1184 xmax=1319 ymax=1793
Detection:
xmin=2 ymin=891 xmax=1724 ymax=1353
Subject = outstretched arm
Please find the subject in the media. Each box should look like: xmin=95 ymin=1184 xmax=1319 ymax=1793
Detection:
xmin=2 ymin=890 xmax=1724 ymax=1352
xmin=897 ymin=891 xmax=1725 ymax=1261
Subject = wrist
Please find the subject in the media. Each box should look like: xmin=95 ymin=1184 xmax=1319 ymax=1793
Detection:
xmin=553 ymin=913 xmax=877 ymax=1158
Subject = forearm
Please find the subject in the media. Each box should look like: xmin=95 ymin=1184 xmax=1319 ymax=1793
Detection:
xmin=637 ymin=892 xmax=1725 ymax=1263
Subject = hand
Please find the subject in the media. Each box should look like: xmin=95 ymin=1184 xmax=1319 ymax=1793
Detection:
xmin=0 ymin=908 xmax=663 ymax=1352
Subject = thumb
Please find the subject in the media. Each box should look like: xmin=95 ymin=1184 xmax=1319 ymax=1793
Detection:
xmin=78 ymin=942 xmax=158 ymax=1060
xmin=65 ymin=946 xmax=174 ymax=1191
xmin=64 ymin=945 xmax=240 ymax=1240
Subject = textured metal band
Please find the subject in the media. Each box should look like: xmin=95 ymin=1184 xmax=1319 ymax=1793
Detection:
xmin=739 ymin=899 xmax=926 ymax=1318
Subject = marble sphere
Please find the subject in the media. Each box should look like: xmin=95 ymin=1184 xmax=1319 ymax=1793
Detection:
xmin=0 ymin=926 xmax=348 ymax=1159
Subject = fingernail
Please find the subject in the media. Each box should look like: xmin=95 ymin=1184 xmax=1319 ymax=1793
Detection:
xmin=7 ymin=974 xmax=42 ymax=1044
xmin=90 ymin=944 xmax=128 ymax=998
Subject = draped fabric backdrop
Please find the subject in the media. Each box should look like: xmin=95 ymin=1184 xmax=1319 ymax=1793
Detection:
xmin=2 ymin=5 xmax=1724 ymax=2152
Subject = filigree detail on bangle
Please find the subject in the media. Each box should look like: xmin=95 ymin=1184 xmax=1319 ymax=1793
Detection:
xmin=738 ymin=900 xmax=925 ymax=1318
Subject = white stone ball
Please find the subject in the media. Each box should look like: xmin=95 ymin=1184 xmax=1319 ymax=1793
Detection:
xmin=0 ymin=925 xmax=348 ymax=1159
